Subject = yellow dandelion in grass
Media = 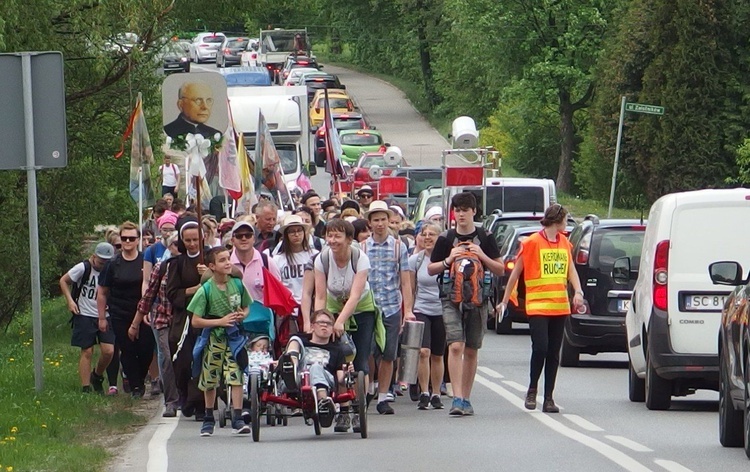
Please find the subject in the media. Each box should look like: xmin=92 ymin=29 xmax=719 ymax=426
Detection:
xmin=7 ymin=466 xmax=13 ymax=471
xmin=45 ymin=357 xmax=50 ymax=361
xmin=35 ymin=401 xmax=40 ymax=405
xmin=58 ymin=354 xmax=63 ymax=358
xmin=8 ymin=358 xmax=14 ymax=362
xmin=9 ymin=427 xmax=17 ymax=434
xmin=54 ymin=362 xmax=60 ymax=367
xmin=41 ymin=424 xmax=47 ymax=429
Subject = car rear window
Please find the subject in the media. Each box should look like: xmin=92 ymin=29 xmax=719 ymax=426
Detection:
xmin=204 ymin=35 xmax=225 ymax=44
xmin=334 ymin=118 xmax=364 ymax=130
xmin=341 ymin=133 xmax=381 ymax=146
xmin=228 ymin=39 xmax=249 ymax=48
xmin=224 ymin=72 xmax=272 ymax=87
xmin=592 ymin=229 xmax=644 ymax=270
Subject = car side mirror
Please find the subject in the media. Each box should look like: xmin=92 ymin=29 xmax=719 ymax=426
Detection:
xmin=314 ymin=107 xmax=320 ymax=114
xmin=709 ymin=261 xmax=744 ymax=286
xmin=612 ymin=257 xmax=631 ymax=285
xmin=310 ymin=125 xmax=320 ymax=133
xmin=370 ymin=126 xmax=376 ymax=130
xmin=340 ymin=84 xmax=346 ymax=89
xmin=306 ymin=161 xmax=317 ymax=176
xmin=318 ymin=64 xmax=324 ymax=69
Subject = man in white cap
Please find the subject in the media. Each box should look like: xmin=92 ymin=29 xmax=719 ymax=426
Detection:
xmin=230 ymin=220 xmax=282 ymax=305
xmin=59 ymin=242 xmax=116 ymax=393
xmin=362 ymin=200 xmax=414 ymax=417
xmin=356 ymin=185 xmax=374 ymax=213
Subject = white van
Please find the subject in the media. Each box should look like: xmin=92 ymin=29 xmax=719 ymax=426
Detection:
xmin=623 ymin=188 xmax=750 ymax=410
xmin=445 ymin=177 xmax=557 ymax=222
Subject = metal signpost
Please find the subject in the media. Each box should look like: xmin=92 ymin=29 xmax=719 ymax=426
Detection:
xmin=608 ymin=98 xmax=664 ymax=218
xmin=0 ymin=52 xmax=68 ymax=392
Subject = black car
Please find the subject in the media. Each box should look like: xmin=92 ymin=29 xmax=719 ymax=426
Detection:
xmin=216 ymin=37 xmax=250 ymax=68
xmin=706 ymin=259 xmax=750 ymax=456
xmin=303 ymin=74 xmax=345 ymax=103
xmin=560 ymin=216 xmax=646 ymax=366
xmin=162 ymin=41 xmax=190 ymax=74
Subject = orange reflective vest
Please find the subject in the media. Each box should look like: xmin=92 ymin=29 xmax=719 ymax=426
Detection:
xmin=520 ymin=231 xmax=572 ymax=316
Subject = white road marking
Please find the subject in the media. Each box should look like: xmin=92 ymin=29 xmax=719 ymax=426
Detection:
xmin=606 ymin=435 xmax=653 ymax=452
xmin=476 ymin=375 xmax=653 ymax=472
xmin=476 ymin=366 xmax=504 ymax=379
xmin=147 ymin=409 xmax=180 ymax=472
xmin=502 ymin=380 xmax=528 ymax=392
xmin=564 ymin=414 xmax=605 ymax=432
xmin=654 ymin=459 xmax=695 ymax=472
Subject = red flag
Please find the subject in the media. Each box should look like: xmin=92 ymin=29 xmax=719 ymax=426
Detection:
xmin=323 ymin=88 xmax=348 ymax=180
xmin=445 ymin=166 xmax=484 ymax=186
xmin=262 ymin=267 xmax=298 ymax=317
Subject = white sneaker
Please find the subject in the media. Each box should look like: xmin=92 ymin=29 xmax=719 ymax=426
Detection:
xmin=385 ymin=392 xmax=395 ymax=402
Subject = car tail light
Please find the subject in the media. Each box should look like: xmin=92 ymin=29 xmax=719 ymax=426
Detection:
xmin=575 ymin=249 xmax=589 ymax=265
xmin=653 ymin=240 xmax=669 ymax=311
xmin=317 ymin=128 xmax=326 ymax=137
xmin=299 ymin=60 xmax=309 ymax=65
xmin=223 ymin=48 xmax=230 ymax=54
xmin=631 ymin=225 xmax=646 ymax=230
xmin=199 ymin=44 xmax=209 ymax=48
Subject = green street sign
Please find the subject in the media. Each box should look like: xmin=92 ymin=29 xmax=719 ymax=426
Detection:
xmin=625 ymin=102 xmax=664 ymax=115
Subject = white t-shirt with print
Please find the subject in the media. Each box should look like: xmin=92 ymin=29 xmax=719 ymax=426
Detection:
xmin=67 ymin=262 xmax=105 ymax=318
xmin=272 ymin=249 xmax=319 ymax=304
xmin=314 ymin=250 xmax=371 ymax=303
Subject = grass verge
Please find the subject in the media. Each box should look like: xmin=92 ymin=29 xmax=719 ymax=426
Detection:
xmin=0 ymin=298 xmax=155 ymax=472
xmin=316 ymin=47 xmax=644 ymax=220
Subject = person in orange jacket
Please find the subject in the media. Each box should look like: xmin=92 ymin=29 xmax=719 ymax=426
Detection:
xmin=498 ymin=204 xmax=584 ymax=413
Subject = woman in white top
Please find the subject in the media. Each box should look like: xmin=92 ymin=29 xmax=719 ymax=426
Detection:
xmin=272 ymin=215 xmax=319 ymax=310
xmin=407 ymin=221 xmax=445 ymax=410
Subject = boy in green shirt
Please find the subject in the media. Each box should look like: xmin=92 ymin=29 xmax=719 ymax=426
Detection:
xmin=188 ymin=247 xmax=252 ymax=437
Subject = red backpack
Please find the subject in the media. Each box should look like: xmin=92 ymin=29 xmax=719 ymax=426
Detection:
xmin=449 ymin=242 xmax=485 ymax=308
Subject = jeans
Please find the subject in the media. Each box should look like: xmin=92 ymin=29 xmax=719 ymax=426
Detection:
xmin=153 ymin=325 xmax=179 ymax=408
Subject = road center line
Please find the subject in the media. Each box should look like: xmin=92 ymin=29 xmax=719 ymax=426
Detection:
xmin=476 ymin=374 xmax=653 ymax=472
xmin=147 ymin=409 xmax=180 ymax=472
xmin=653 ymin=459 xmax=695 ymax=472
xmin=606 ymin=435 xmax=653 ymax=452
xmin=477 ymin=366 xmax=504 ymax=379
xmin=563 ymin=414 xmax=605 ymax=432
xmin=502 ymin=380 xmax=528 ymax=392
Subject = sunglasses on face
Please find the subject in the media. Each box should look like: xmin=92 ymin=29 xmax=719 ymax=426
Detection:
xmin=314 ymin=320 xmax=333 ymax=327
xmin=120 ymin=236 xmax=138 ymax=242
xmin=359 ymin=194 xmax=373 ymax=199
xmin=234 ymin=232 xmax=253 ymax=240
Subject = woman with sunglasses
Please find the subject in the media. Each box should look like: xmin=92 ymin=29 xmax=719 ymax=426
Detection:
xmin=498 ymin=204 xmax=584 ymax=413
xmin=292 ymin=205 xmax=325 ymax=251
xmin=98 ymin=221 xmax=154 ymax=398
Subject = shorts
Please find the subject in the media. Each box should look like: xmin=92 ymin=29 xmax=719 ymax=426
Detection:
xmin=414 ymin=312 xmax=446 ymax=356
xmin=71 ymin=315 xmax=115 ymax=349
xmin=198 ymin=333 xmax=243 ymax=391
xmin=379 ymin=312 xmax=401 ymax=362
xmin=442 ymin=300 xmax=487 ymax=350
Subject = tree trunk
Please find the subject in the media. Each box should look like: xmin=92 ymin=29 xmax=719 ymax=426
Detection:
xmin=557 ymin=89 xmax=574 ymax=193
xmin=415 ymin=0 xmax=438 ymax=108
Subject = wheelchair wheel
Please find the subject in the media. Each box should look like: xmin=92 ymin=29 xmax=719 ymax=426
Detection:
xmin=250 ymin=372 xmax=261 ymax=442
xmin=356 ymin=371 xmax=368 ymax=439
xmin=217 ymin=398 xmax=227 ymax=428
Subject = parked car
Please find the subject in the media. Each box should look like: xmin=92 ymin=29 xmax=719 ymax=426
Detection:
xmin=560 ymin=217 xmax=646 ymax=366
xmin=707 ymin=260 xmax=750 ymax=455
xmin=314 ymin=112 xmax=368 ymax=166
xmin=309 ymin=90 xmax=355 ymax=128
xmin=339 ymin=130 xmax=385 ymax=164
xmin=279 ymin=55 xmax=320 ymax=84
xmin=220 ymin=67 xmax=273 ymax=87
xmin=216 ymin=37 xmax=250 ymax=68
xmin=284 ymin=67 xmax=320 ymax=86
xmin=162 ymin=41 xmax=190 ymax=74
xmin=189 ymin=32 xmax=226 ymax=63
xmin=625 ymin=188 xmax=750 ymax=410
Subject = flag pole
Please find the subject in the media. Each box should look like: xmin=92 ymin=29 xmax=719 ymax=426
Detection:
xmin=195 ymin=175 xmax=204 ymax=264
xmin=138 ymin=166 xmax=143 ymax=252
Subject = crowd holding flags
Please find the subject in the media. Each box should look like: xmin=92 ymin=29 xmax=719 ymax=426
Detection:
xmin=322 ymin=88 xmax=348 ymax=193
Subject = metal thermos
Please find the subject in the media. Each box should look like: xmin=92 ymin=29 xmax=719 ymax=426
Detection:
xmin=397 ymin=320 xmax=425 ymax=384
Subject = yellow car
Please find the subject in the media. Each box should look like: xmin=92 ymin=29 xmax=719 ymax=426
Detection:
xmin=309 ymin=89 xmax=355 ymax=128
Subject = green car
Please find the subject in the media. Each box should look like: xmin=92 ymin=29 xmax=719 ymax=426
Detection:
xmin=339 ymin=129 xmax=385 ymax=164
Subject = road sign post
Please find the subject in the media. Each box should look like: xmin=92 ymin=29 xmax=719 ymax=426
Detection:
xmin=608 ymin=98 xmax=664 ymax=218
xmin=0 ymin=52 xmax=67 ymax=392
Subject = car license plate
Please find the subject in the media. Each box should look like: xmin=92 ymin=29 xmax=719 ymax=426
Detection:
xmin=618 ymin=299 xmax=631 ymax=313
xmin=684 ymin=294 xmax=727 ymax=311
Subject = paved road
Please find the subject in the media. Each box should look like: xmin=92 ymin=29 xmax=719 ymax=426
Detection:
xmin=113 ymin=63 xmax=750 ymax=471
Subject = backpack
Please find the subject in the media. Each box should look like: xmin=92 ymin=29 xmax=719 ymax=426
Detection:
xmin=414 ymin=251 xmax=426 ymax=295
xmin=319 ymin=245 xmax=361 ymax=278
xmin=71 ymin=260 xmax=92 ymax=307
xmin=441 ymin=229 xmax=493 ymax=307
